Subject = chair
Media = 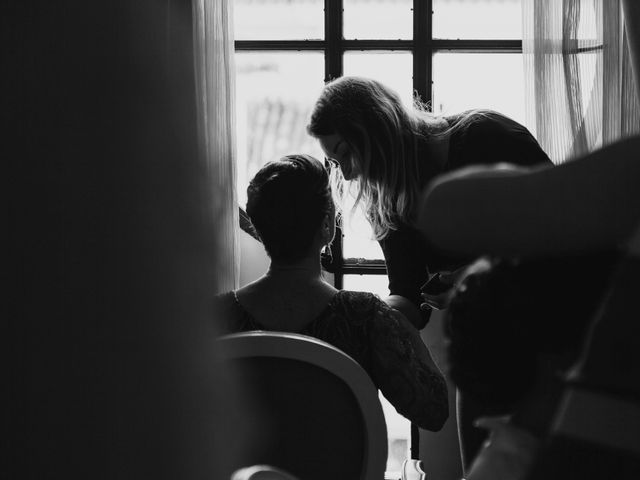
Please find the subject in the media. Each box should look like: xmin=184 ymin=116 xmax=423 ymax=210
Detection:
xmin=217 ymin=331 xmax=388 ymax=480
xmin=231 ymin=464 xmax=300 ymax=480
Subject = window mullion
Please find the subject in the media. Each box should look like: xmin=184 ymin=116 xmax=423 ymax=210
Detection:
xmin=413 ymin=0 xmax=433 ymax=105
xmin=325 ymin=0 xmax=343 ymax=81
xmin=432 ymin=39 xmax=522 ymax=52
xmin=412 ymin=2 xmax=432 ymax=460
xmin=324 ymin=0 xmax=345 ymax=288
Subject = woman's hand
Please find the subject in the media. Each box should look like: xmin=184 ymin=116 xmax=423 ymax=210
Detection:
xmin=421 ymin=259 xmax=493 ymax=311
xmin=420 ymin=270 xmax=460 ymax=311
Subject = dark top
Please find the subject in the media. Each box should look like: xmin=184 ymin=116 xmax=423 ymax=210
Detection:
xmin=379 ymin=111 xmax=554 ymax=328
xmin=215 ymin=289 xmax=449 ymax=431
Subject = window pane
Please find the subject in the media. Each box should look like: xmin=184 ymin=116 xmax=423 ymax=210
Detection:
xmin=433 ymin=0 xmax=522 ymax=39
xmin=344 ymin=0 xmax=412 ymax=40
xmin=340 ymin=199 xmax=385 ymax=260
xmin=235 ymin=52 xmax=325 ymax=206
xmin=577 ymin=1 xmax=598 ymax=41
xmin=343 ymin=273 xmax=388 ymax=296
xmin=433 ymin=52 xmax=527 ymax=127
xmin=342 ymin=274 xmax=410 ymax=476
xmin=578 ymin=51 xmax=599 ymax=116
xmin=234 ymin=0 xmax=324 ymax=40
xmin=344 ymin=51 xmax=414 ymax=113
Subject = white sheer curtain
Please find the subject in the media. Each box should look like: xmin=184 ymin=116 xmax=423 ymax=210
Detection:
xmin=523 ymin=0 xmax=640 ymax=164
xmin=193 ymin=0 xmax=239 ymax=292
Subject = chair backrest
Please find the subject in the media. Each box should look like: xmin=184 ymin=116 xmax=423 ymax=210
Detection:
xmin=217 ymin=331 xmax=388 ymax=480
xmin=231 ymin=464 xmax=300 ymax=480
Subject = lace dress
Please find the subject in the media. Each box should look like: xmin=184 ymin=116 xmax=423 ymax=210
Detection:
xmin=215 ymin=289 xmax=449 ymax=431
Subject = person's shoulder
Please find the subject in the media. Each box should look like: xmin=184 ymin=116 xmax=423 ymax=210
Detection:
xmin=335 ymin=290 xmax=380 ymax=310
xmin=333 ymin=290 xmax=398 ymax=321
xmin=446 ymin=110 xmax=508 ymax=155
xmin=449 ymin=110 xmax=552 ymax=167
xmin=456 ymin=109 xmax=525 ymax=136
xmin=339 ymin=290 xmax=410 ymax=324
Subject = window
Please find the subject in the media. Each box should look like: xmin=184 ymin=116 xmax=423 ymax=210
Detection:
xmin=234 ymin=0 xmax=523 ymax=473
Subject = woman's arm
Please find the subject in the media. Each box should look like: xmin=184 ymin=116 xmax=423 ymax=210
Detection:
xmin=383 ymin=294 xmax=423 ymax=330
xmin=379 ymin=227 xmax=434 ymax=329
xmin=418 ymin=136 xmax=640 ymax=258
xmin=368 ymin=301 xmax=449 ymax=431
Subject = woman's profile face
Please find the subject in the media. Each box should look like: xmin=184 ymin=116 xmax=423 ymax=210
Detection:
xmin=317 ymin=133 xmax=359 ymax=180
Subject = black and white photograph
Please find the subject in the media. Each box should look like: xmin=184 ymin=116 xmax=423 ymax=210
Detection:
xmin=6 ymin=1 xmax=640 ymax=479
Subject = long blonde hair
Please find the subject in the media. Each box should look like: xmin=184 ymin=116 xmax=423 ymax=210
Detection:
xmin=307 ymin=76 xmax=448 ymax=240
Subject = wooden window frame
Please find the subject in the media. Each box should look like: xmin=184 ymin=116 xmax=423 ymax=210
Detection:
xmin=235 ymin=0 xmax=522 ymax=288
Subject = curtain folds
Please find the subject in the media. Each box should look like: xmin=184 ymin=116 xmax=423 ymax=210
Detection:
xmin=193 ymin=0 xmax=239 ymax=292
xmin=523 ymin=0 xmax=640 ymax=164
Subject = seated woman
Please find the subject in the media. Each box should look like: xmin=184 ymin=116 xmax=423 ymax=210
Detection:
xmin=215 ymin=154 xmax=448 ymax=431
xmin=445 ymin=253 xmax=617 ymax=480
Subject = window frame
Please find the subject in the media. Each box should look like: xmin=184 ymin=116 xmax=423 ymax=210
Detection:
xmin=235 ymin=0 xmax=522 ymax=288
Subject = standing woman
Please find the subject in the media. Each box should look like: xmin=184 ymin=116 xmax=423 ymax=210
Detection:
xmin=307 ymin=76 xmax=553 ymax=468
xmin=307 ymin=76 xmax=552 ymax=328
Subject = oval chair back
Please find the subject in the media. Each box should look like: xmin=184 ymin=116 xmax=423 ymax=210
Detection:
xmin=217 ymin=331 xmax=388 ymax=480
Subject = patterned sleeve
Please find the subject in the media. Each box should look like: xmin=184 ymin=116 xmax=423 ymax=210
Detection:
xmin=367 ymin=297 xmax=449 ymax=431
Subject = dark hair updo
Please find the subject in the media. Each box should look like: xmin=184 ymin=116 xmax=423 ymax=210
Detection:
xmin=246 ymin=154 xmax=333 ymax=264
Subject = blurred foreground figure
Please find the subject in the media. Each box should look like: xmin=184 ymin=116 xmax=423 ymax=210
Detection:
xmin=444 ymin=253 xmax=616 ymax=480
xmin=5 ymin=2 xmax=247 ymax=478
xmin=527 ymin=225 xmax=640 ymax=479
xmin=419 ymin=1 xmax=640 ymax=477
xmin=419 ymin=135 xmax=640 ymax=479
